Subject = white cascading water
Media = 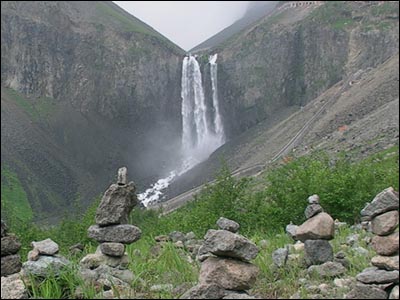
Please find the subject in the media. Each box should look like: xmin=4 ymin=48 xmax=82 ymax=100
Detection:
xmin=139 ymin=54 xmax=225 ymax=207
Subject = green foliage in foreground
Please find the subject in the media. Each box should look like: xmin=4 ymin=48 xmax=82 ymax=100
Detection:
xmin=133 ymin=146 xmax=399 ymax=238
xmin=4 ymin=147 xmax=397 ymax=298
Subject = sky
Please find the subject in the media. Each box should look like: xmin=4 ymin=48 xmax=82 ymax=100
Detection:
xmin=113 ymin=1 xmax=250 ymax=51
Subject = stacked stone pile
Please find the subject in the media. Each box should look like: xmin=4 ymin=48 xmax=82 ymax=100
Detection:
xmin=182 ymin=217 xmax=259 ymax=299
xmin=293 ymin=195 xmax=346 ymax=278
xmin=346 ymin=187 xmax=399 ymax=299
xmin=23 ymin=238 xmax=70 ymax=277
xmin=1 ymin=220 xmax=22 ymax=277
xmin=79 ymin=167 xmax=141 ymax=296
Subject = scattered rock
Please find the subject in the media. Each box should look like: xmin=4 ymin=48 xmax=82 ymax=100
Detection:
xmin=223 ymin=291 xmax=255 ymax=299
xmin=307 ymin=261 xmax=346 ymax=278
xmin=79 ymin=252 xmax=129 ymax=270
xmin=346 ymin=234 xmax=359 ymax=246
xmin=155 ymin=235 xmax=171 ymax=243
xmin=169 ymin=231 xmax=187 ymax=243
xmin=150 ymin=284 xmax=174 ymax=292
xmin=272 ymin=247 xmax=288 ymax=267
xmin=27 ymin=249 xmax=40 ymax=261
xmin=185 ymin=232 xmax=196 ymax=240
xmin=217 ymin=217 xmax=240 ymax=233
xmin=31 ymin=238 xmax=59 ymax=255
xmin=334 ymin=278 xmax=355 ymax=288
xmin=371 ymin=210 xmax=399 ymax=236
xmin=286 ymin=223 xmax=298 ymax=239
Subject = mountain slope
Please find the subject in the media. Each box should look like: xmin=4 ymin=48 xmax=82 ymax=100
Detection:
xmin=1 ymin=1 xmax=185 ymax=222
xmin=190 ymin=1 xmax=278 ymax=53
xmin=164 ymin=1 xmax=399 ymax=201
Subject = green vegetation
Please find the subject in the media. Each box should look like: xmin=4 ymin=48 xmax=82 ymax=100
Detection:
xmin=371 ymin=2 xmax=398 ymax=17
xmin=1 ymin=166 xmax=33 ymax=223
xmin=6 ymin=147 xmax=398 ymax=298
xmin=3 ymin=87 xmax=57 ymax=122
xmin=308 ymin=1 xmax=355 ymax=31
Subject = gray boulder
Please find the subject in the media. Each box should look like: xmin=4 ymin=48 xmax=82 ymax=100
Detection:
xmin=199 ymin=230 xmax=259 ymax=262
xmin=100 ymin=243 xmax=125 ymax=257
xmin=1 ymin=220 xmax=7 ymax=237
xmin=23 ymin=255 xmax=70 ymax=277
xmin=356 ymin=267 xmax=399 ymax=284
xmin=285 ymin=223 xmax=298 ymax=239
xmin=305 ymin=204 xmax=323 ymax=219
xmin=361 ymin=187 xmax=399 ymax=221
xmin=1 ymin=273 xmax=28 ymax=299
xmin=1 ymin=235 xmax=21 ymax=256
xmin=307 ymin=261 xmax=346 ymax=278
xmin=95 ymin=182 xmax=137 ymax=226
xmin=180 ymin=283 xmax=225 ymax=299
xmin=371 ymin=255 xmax=399 ymax=271
xmin=389 ymin=285 xmax=399 ymax=299
xmin=117 ymin=167 xmax=128 ymax=185
xmin=199 ymin=257 xmax=259 ymax=290
xmin=1 ymin=254 xmax=21 ymax=276
xmin=304 ymin=239 xmax=333 ymax=266
xmin=31 ymin=238 xmax=59 ymax=255
xmin=295 ymin=212 xmax=335 ymax=242
xmin=371 ymin=210 xmax=399 ymax=236
xmin=308 ymin=195 xmax=320 ymax=204
xmin=223 ymin=291 xmax=256 ymax=299
xmin=345 ymin=283 xmax=388 ymax=299
xmin=371 ymin=231 xmax=399 ymax=256
xmin=272 ymin=247 xmax=288 ymax=267
xmin=216 ymin=217 xmax=240 ymax=233
xmin=88 ymin=224 xmax=141 ymax=244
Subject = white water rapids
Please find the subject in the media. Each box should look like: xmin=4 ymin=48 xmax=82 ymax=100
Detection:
xmin=138 ymin=54 xmax=225 ymax=207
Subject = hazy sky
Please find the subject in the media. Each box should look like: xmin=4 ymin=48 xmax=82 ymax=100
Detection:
xmin=113 ymin=1 xmax=249 ymax=51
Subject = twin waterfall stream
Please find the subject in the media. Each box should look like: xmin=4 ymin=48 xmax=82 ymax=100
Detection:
xmin=139 ymin=54 xmax=225 ymax=207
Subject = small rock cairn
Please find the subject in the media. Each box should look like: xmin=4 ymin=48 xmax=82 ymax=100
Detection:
xmin=1 ymin=220 xmax=22 ymax=277
xmin=23 ymin=238 xmax=70 ymax=277
xmin=80 ymin=167 xmax=141 ymax=295
xmin=346 ymin=187 xmax=399 ymax=299
xmin=182 ymin=217 xmax=259 ymax=299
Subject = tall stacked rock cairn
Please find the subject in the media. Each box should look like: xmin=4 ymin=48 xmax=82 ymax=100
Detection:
xmin=181 ymin=217 xmax=260 ymax=299
xmin=294 ymin=195 xmax=347 ymax=278
xmin=79 ymin=167 xmax=141 ymax=298
xmin=1 ymin=220 xmax=28 ymax=299
xmin=346 ymin=187 xmax=399 ymax=299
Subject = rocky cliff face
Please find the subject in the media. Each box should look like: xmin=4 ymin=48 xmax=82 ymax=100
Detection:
xmin=1 ymin=1 xmax=184 ymax=221
xmin=211 ymin=1 xmax=399 ymax=137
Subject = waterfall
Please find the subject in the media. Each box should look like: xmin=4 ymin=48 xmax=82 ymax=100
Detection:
xmin=181 ymin=54 xmax=225 ymax=167
xmin=139 ymin=53 xmax=225 ymax=207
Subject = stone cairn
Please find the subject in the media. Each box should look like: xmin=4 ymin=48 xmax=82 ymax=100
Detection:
xmin=293 ymin=195 xmax=347 ymax=278
xmin=346 ymin=187 xmax=399 ymax=299
xmin=23 ymin=238 xmax=70 ymax=277
xmin=181 ymin=217 xmax=259 ymax=299
xmin=1 ymin=220 xmax=28 ymax=299
xmin=79 ymin=167 xmax=141 ymax=297
xmin=1 ymin=220 xmax=22 ymax=277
